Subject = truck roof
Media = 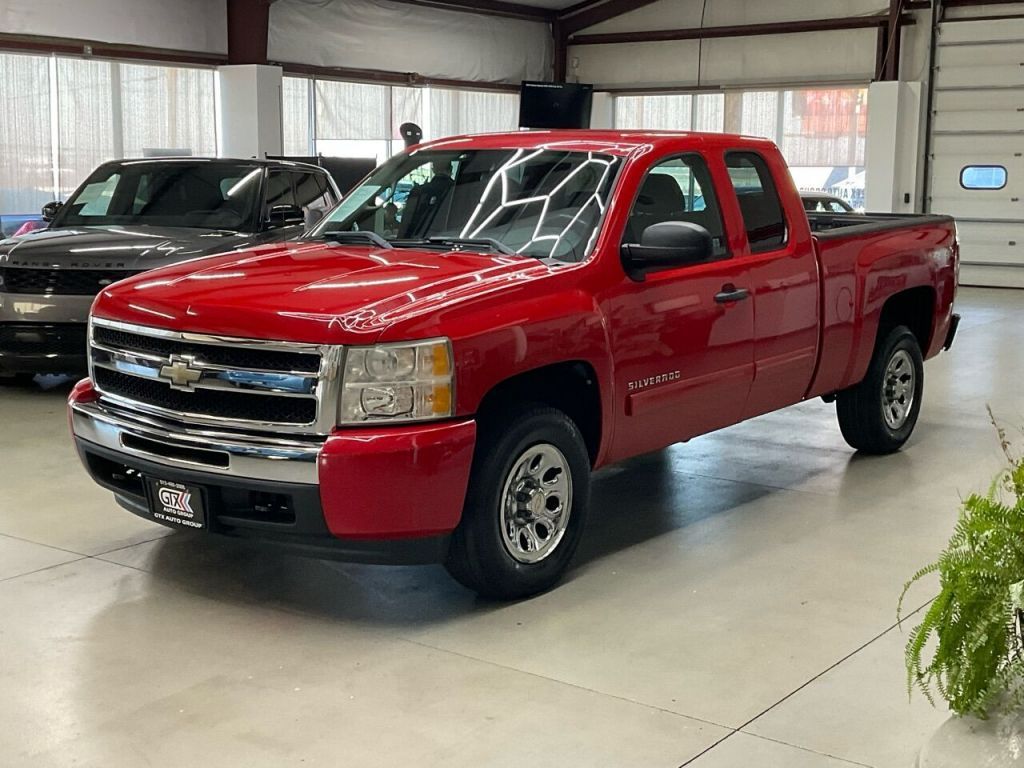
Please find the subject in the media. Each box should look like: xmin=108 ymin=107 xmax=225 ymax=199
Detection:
xmin=416 ymin=129 xmax=780 ymax=157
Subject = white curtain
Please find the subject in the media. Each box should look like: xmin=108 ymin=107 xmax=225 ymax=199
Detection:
xmin=0 ymin=51 xmax=218 ymax=215
xmin=282 ymin=77 xmax=312 ymax=156
xmin=57 ymin=58 xmax=115 ymax=197
xmin=120 ymin=63 xmax=217 ymax=158
xmin=315 ymin=80 xmax=390 ymax=140
xmin=0 ymin=52 xmax=53 ymax=214
xmin=427 ymin=89 xmax=519 ymax=139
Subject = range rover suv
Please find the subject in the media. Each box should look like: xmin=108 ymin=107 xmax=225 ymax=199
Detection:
xmin=0 ymin=158 xmax=340 ymax=379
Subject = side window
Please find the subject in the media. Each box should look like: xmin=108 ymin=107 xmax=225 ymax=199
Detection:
xmin=828 ymin=200 xmax=848 ymax=214
xmin=291 ymin=172 xmax=335 ymax=225
xmin=265 ymin=170 xmax=297 ymax=210
xmin=625 ymin=154 xmax=727 ymax=259
xmin=726 ymin=152 xmax=787 ymax=253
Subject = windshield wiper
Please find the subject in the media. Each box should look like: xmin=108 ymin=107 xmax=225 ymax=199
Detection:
xmin=421 ymin=237 xmax=517 ymax=256
xmin=319 ymin=230 xmax=393 ymax=249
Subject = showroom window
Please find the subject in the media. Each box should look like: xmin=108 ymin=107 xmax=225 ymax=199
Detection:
xmin=119 ymin=63 xmax=216 ymax=163
xmin=282 ymin=76 xmax=313 ymax=156
xmin=0 ymin=50 xmax=217 ymax=216
xmin=614 ymin=86 xmax=867 ymax=211
xmin=282 ymin=76 xmax=519 ymax=166
xmin=0 ymin=52 xmax=54 ymax=217
xmin=614 ymin=93 xmax=725 ymax=132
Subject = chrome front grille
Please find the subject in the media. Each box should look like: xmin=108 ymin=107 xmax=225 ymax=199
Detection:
xmin=88 ymin=317 xmax=343 ymax=434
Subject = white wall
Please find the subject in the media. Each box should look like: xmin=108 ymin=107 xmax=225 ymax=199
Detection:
xmin=865 ymin=80 xmax=922 ymax=212
xmin=269 ymin=0 xmax=551 ymax=84
xmin=567 ymin=0 xmax=918 ymax=89
xmin=0 ymin=0 xmax=227 ymax=54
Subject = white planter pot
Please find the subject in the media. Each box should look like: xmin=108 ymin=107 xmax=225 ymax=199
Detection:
xmin=918 ymin=707 xmax=1024 ymax=767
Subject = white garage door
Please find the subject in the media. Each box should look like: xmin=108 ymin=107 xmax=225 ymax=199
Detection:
xmin=927 ymin=13 xmax=1024 ymax=288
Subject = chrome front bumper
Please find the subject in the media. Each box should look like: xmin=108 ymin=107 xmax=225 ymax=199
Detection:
xmin=70 ymin=399 xmax=323 ymax=484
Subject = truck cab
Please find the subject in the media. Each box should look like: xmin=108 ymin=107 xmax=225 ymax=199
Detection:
xmin=68 ymin=131 xmax=959 ymax=598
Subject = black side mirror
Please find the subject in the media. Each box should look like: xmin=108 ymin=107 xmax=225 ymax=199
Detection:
xmin=41 ymin=201 xmax=62 ymax=222
xmin=266 ymin=204 xmax=305 ymax=229
xmin=621 ymin=221 xmax=714 ymax=280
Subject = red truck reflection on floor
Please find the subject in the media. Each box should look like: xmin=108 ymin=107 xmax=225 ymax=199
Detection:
xmin=69 ymin=131 xmax=959 ymax=599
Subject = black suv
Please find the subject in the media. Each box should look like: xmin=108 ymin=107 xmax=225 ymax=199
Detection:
xmin=0 ymin=158 xmax=341 ymax=377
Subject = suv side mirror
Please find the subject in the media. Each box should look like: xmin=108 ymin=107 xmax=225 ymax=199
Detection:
xmin=266 ymin=204 xmax=305 ymax=229
xmin=621 ymin=221 xmax=714 ymax=280
xmin=41 ymin=201 xmax=62 ymax=222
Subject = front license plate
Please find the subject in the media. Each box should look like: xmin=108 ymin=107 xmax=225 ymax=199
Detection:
xmin=147 ymin=479 xmax=206 ymax=530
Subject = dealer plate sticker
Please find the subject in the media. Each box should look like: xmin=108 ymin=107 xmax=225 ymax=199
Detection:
xmin=148 ymin=479 xmax=206 ymax=529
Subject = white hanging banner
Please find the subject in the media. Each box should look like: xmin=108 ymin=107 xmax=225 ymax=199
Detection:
xmin=270 ymin=0 xmax=552 ymax=85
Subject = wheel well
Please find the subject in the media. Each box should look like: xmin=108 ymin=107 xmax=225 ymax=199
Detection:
xmin=476 ymin=362 xmax=602 ymax=465
xmin=878 ymin=286 xmax=935 ymax=352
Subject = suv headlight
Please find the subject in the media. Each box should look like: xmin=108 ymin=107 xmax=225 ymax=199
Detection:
xmin=338 ymin=338 xmax=454 ymax=425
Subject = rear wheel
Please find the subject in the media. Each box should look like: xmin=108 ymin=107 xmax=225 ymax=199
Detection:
xmin=445 ymin=405 xmax=590 ymax=600
xmin=836 ymin=325 xmax=924 ymax=454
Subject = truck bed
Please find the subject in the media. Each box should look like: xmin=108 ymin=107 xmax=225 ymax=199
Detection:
xmin=807 ymin=211 xmax=954 ymax=237
xmin=807 ymin=211 xmax=958 ymax=399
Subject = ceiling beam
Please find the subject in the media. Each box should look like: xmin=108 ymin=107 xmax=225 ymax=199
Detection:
xmin=570 ymin=13 xmax=916 ymax=45
xmin=280 ymin=61 xmax=522 ymax=91
xmin=385 ymin=0 xmax=555 ymax=22
xmin=0 ymin=32 xmax=227 ymax=65
xmin=559 ymin=0 xmax=662 ymax=36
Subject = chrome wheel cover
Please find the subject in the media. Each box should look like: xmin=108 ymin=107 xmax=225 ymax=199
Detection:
xmin=500 ymin=443 xmax=573 ymax=564
xmin=882 ymin=348 xmax=916 ymax=430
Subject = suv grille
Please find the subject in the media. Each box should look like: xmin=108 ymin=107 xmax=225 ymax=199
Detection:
xmin=1 ymin=268 xmax=141 ymax=296
xmin=90 ymin=320 xmax=339 ymax=433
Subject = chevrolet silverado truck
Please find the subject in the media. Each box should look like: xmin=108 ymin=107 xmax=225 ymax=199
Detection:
xmin=68 ymin=131 xmax=960 ymax=599
xmin=0 ymin=158 xmax=339 ymax=380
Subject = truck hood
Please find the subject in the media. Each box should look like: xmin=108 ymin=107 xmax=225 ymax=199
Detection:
xmin=93 ymin=240 xmax=555 ymax=342
xmin=0 ymin=225 xmax=253 ymax=270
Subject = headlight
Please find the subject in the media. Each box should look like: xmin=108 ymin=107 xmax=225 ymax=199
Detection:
xmin=339 ymin=338 xmax=454 ymax=424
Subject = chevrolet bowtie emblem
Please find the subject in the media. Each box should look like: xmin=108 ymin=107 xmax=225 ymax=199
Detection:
xmin=159 ymin=355 xmax=203 ymax=391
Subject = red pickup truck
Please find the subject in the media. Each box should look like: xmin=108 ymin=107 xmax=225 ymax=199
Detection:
xmin=68 ymin=131 xmax=959 ymax=598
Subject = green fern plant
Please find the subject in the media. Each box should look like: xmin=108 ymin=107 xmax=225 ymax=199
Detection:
xmin=898 ymin=410 xmax=1024 ymax=718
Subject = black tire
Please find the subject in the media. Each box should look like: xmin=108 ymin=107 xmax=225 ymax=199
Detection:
xmin=0 ymin=373 xmax=36 ymax=387
xmin=445 ymin=404 xmax=591 ymax=600
xmin=836 ymin=325 xmax=924 ymax=454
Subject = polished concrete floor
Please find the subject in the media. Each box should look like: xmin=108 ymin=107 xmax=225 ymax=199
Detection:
xmin=1 ymin=287 xmax=1021 ymax=767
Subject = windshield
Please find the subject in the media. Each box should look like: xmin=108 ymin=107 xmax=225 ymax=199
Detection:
xmin=311 ymin=148 xmax=621 ymax=262
xmin=55 ymin=162 xmax=263 ymax=230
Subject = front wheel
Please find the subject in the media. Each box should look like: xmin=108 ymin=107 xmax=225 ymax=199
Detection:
xmin=445 ymin=405 xmax=591 ymax=600
xmin=836 ymin=325 xmax=924 ymax=454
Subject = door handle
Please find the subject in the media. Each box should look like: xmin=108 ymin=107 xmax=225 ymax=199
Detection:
xmin=715 ymin=285 xmax=750 ymax=304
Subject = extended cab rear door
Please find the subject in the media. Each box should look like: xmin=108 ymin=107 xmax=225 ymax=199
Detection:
xmin=721 ymin=150 xmax=820 ymax=419
xmin=603 ymin=151 xmax=755 ymax=461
